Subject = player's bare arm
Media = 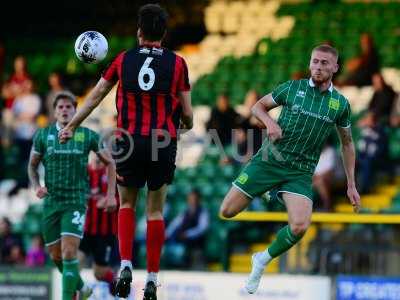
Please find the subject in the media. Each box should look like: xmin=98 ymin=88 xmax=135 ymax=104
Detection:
xmin=96 ymin=149 xmax=117 ymax=212
xmin=59 ymin=78 xmax=114 ymax=143
xmin=337 ymin=126 xmax=361 ymax=212
xmin=178 ymin=90 xmax=193 ymax=130
xmin=27 ymin=150 xmax=48 ymax=198
xmin=251 ymin=93 xmax=282 ymax=142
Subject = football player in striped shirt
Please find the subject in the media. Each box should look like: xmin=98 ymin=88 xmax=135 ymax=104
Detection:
xmin=79 ymin=154 xmax=119 ymax=296
xmin=28 ymin=91 xmax=116 ymax=300
xmin=220 ymin=44 xmax=361 ymax=293
xmin=58 ymin=4 xmax=193 ymax=300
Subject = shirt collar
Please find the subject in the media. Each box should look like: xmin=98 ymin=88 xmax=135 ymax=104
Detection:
xmin=55 ymin=122 xmax=62 ymax=131
xmin=308 ymin=78 xmax=333 ymax=92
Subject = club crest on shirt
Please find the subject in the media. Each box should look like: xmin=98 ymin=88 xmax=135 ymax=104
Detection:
xmin=74 ymin=132 xmax=85 ymax=142
xmin=237 ymin=173 xmax=249 ymax=184
xmin=47 ymin=135 xmax=55 ymax=141
xmin=296 ymin=90 xmax=306 ymax=98
xmin=329 ymin=98 xmax=340 ymax=110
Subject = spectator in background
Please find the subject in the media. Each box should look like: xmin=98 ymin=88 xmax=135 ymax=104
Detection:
xmin=230 ymin=126 xmax=252 ymax=165
xmin=10 ymin=79 xmax=41 ymax=194
xmin=222 ymin=120 xmax=262 ymax=166
xmin=2 ymin=56 xmax=31 ymax=108
xmin=0 ymin=217 xmax=24 ymax=264
xmin=313 ymin=140 xmax=337 ymax=211
xmin=390 ymin=94 xmax=400 ymax=127
xmin=206 ymin=93 xmax=241 ymax=146
xmin=240 ymin=90 xmax=264 ymax=153
xmin=356 ymin=74 xmax=396 ymax=193
xmin=0 ymin=41 xmax=4 ymax=86
xmin=358 ymin=73 xmax=396 ymax=127
xmin=45 ymin=72 xmax=66 ymax=121
xmin=25 ymin=235 xmax=46 ymax=267
xmin=340 ymin=33 xmax=380 ymax=87
xmin=165 ymin=189 xmax=209 ymax=269
xmin=8 ymin=244 xmax=25 ymax=265
xmin=0 ymin=91 xmax=4 ymax=181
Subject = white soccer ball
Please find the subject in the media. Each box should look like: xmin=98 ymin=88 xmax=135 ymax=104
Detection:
xmin=74 ymin=31 xmax=108 ymax=64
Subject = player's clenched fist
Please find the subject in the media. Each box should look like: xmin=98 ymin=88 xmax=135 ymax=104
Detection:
xmin=266 ymin=120 xmax=282 ymax=142
xmin=36 ymin=187 xmax=48 ymax=198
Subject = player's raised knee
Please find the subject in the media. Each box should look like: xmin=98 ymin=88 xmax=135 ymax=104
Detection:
xmin=49 ymin=252 xmax=62 ymax=262
xmin=62 ymin=244 xmax=78 ymax=260
xmin=289 ymin=221 xmax=310 ymax=236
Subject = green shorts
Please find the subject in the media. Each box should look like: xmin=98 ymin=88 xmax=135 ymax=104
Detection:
xmin=233 ymin=152 xmax=313 ymax=203
xmin=42 ymin=203 xmax=87 ymax=246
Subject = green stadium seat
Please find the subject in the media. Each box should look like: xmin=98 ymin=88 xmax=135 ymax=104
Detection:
xmin=24 ymin=216 xmax=41 ymax=235
xmin=389 ymin=129 xmax=400 ymax=160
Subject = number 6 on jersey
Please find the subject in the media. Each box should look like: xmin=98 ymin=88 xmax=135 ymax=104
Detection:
xmin=138 ymin=57 xmax=155 ymax=91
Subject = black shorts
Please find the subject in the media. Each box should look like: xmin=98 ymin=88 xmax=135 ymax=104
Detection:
xmin=79 ymin=234 xmax=118 ymax=266
xmin=114 ymin=136 xmax=177 ymax=190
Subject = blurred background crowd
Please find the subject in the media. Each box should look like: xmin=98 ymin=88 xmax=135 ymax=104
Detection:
xmin=0 ymin=0 xmax=400 ymax=275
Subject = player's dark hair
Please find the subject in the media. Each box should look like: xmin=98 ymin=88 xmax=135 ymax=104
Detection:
xmin=53 ymin=91 xmax=77 ymax=109
xmin=138 ymin=4 xmax=168 ymax=41
xmin=312 ymin=44 xmax=339 ymax=60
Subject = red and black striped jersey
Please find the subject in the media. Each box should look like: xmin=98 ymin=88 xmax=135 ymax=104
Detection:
xmin=84 ymin=166 xmax=118 ymax=236
xmin=102 ymin=45 xmax=190 ymax=138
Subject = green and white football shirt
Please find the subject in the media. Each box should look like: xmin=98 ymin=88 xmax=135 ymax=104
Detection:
xmin=33 ymin=123 xmax=101 ymax=206
xmin=266 ymin=78 xmax=351 ymax=174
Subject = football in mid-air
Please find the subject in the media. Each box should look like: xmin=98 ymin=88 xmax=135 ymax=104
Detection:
xmin=74 ymin=31 xmax=108 ymax=64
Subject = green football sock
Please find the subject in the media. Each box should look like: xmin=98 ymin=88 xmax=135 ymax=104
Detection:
xmin=267 ymin=225 xmax=304 ymax=258
xmin=62 ymin=259 xmax=80 ymax=300
xmin=54 ymin=260 xmax=84 ymax=290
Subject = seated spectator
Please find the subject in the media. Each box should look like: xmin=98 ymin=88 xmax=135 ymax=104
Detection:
xmin=339 ymin=33 xmax=380 ymax=87
xmin=390 ymin=94 xmax=400 ymax=127
xmin=358 ymin=73 xmax=396 ymax=127
xmin=0 ymin=95 xmax=4 ymax=181
xmin=313 ymin=142 xmax=337 ymax=211
xmin=25 ymin=235 xmax=46 ymax=267
xmin=240 ymin=90 xmax=264 ymax=153
xmin=9 ymin=244 xmax=25 ymax=265
xmin=221 ymin=121 xmax=259 ymax=166
xmin=356 ymin=74 xmax=396 ymax=193
xmin=165 ymin=189 xmax=209 ymax=269
xmin=0 ymin=217 xmax=24 ymax=264
xmin=206 ymin=93 xmax=241 ymax=146
xmin=0 ymin=41 xmax=4 ymax=86
xmin=232 ymin=126 xmax=252 ymax=164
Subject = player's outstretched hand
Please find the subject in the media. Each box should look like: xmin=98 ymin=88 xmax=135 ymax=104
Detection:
xmin=36 ymin=187 xmax=48 ymax=199
xmin=105 ymin=194 xmax=117 ymax=212
xmin=266 ymin=120 xmax=282 ymax=142
xmin=58 ymin=127 xmax=74 ymax=144
xmin=347 ymin=186 xmax=361 ymax=213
